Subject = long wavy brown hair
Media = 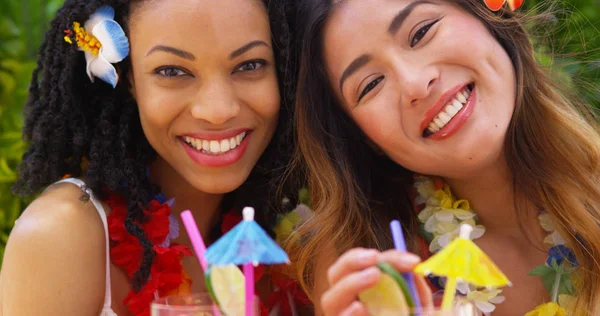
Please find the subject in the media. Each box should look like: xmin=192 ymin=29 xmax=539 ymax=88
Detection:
xmin=289 ymin=0 xmax=600 ymax=313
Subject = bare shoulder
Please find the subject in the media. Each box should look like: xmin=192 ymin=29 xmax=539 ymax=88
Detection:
xmin=0 ymin=183 xmax=107 ymax=316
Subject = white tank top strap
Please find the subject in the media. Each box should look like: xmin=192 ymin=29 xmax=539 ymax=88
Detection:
xmin=53 ymin=178 xmax=116 ymax=316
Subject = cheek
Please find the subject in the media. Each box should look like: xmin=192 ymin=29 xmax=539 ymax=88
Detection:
xmin=134 ymin=81 xmax=188 ymax=141
xmin=237 ymin=77 xmax=280 ymax=126
xmin=435 ymin=15 xmax=499 ymax=67
xmin=352 ymin=106 xmax=398 ymax=148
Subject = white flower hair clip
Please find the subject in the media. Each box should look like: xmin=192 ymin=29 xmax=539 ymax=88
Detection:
xmin=64 ymin=5 xmax=129 ymax=88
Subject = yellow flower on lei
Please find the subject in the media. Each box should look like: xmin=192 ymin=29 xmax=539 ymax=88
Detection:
xmin=466 ymin=288 xmax=506 ymax=314
xmin=525 ymin=302 xmax=567 ymax=316
xmin=414 ymin=176 xmax=485 ymax=252
xmin=415 ymin=176 xmax=578 ymax=316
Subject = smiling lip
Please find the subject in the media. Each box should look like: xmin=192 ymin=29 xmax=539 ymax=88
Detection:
xmin=180 ymin=129 xmax=252 ymax=167
xmin=420 ymin=83 xmax=476 ymax=140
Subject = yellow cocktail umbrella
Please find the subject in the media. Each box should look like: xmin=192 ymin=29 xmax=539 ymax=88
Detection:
xmin=414 ymin=224 xmax=511 ymax=310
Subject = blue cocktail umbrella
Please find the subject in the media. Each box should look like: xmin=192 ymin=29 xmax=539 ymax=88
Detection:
xmin=205 ymin=207 xmax=290 ymax=315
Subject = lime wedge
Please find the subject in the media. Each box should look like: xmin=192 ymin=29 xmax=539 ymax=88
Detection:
xmin=205 ymin=264 xmax=245 ymax=316
xmin=358 ymin=262 xmax=414 ymax=315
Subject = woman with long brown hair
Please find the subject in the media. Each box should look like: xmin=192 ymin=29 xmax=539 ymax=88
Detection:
xmin=291 ymin=0 xmax=600 ymax=315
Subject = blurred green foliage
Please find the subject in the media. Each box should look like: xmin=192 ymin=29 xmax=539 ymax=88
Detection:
xmin=0 ymin=0 xmax=598 ymax=266
xmin=0 ymin=0 xmax=64 ymax=264
xmin=526 ymin=0 xmax=600 ymax=108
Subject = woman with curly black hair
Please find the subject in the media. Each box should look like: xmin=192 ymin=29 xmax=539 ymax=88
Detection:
xmin=0 ymin=0 xmax=303 ymax=315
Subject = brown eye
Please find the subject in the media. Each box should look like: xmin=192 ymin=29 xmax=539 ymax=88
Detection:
xmin=155 ymin=66 xmax=188 ymax=77
xmin=410 ymin=19 xmax=440 ymax=47
xmin=233 ymin=60 xmax=266 ymax=73
xmin=358 ymin=76 xmax=384 ymax=102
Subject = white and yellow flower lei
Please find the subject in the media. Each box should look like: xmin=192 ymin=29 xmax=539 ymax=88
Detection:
xmin=414 ymin=175 xmax=577 ymax=316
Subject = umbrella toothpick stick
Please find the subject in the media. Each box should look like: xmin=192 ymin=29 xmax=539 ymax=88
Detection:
xmin=441 ymin=225 xmax=472 ymax=310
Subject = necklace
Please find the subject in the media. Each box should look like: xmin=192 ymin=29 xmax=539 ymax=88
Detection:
xmin=413 ymin=175 xmax=578 ymax=315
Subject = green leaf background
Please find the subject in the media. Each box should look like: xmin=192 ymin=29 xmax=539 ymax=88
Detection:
xmin=0 ymin=0 xmax=598 ymax=268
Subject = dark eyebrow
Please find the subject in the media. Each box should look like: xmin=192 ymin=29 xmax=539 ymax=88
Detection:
xmin=388 ymin=0 xmax=432 ymax=35
xmin=229 ymin=40 xmax=270 ymax=60
xmin=146 ymin=45 xmax=195 ymax=61
xmin=339 ymin=54 xmax=371 ymax=94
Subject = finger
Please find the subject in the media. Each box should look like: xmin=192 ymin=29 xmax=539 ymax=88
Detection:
xmin=327 ymin=248 xmax=379 ymax=285
xmin=339 ymin=301 xmax=370 ymax=316
xmin=414 ymin=273 xmax=434 ymax=308
xmin=321 ymin=266 xmax=381 ymax=315
xmin=378 ymin=250 xmax=421 ymax=272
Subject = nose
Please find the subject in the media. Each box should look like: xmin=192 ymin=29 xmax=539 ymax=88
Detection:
xmin=190 ymin=79 xmax=240 ymax=125
xmin=393 ymin=57 xmax=439 ymax=107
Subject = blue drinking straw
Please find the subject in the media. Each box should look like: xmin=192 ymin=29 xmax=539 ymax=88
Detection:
xmin=390 ymin=220 xmax=421 ymax=312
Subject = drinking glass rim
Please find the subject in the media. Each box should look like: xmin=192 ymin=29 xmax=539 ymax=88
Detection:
xmin=151 ymin=293 xmax=215 ymax=311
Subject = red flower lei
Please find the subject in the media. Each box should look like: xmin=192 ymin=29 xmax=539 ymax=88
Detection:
xmin=107 ymin=194 xmax=192 ymax=316
xmin=107 ymin=194 xmax=309 ymax=316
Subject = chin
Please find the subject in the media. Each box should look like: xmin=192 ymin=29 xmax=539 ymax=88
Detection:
xmin=192 ymin=175 xmax=250 ymax=195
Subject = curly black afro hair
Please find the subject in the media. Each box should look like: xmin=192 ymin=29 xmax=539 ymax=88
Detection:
xmin=14 ymin=0 xmax=299 ymax=293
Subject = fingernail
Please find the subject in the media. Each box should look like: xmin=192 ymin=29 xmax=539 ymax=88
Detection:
xmin=400 ymin=253 xmax=421 ymax=265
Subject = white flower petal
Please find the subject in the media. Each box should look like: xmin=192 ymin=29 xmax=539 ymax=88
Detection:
xmin=456 ymin=281 xmax=470 ymax=294
xmin=454 ymin=209 xmax=476 ymax=220
xmin=93 ymin=20 xmax=129 ymax=63
xmin=424 ymin=214 xmax=439 ymax=233
xmin=85 ymin=5 xmax=115 ymax=31
xmin=468 ymin=225 xmax=485 ymax=240
xmin=429 ymin=236 xmax=442 ymax=253
xmin=474 ymin=300 xmax=496 ymax=313
xmin=435 ymin=209 xmax=455 ymax=222
xmin=415 ymin=177 xmax=436 ymax=197
xmin=418 ymin=206 xmax=436 ymax=223
xmin=84 ymin=51 xmax=95 ymax=82
xmin=489 ymin=296 xmax=505 ymax=304
xmin=294 ymin=204 xmax=312 ymax=221
xmin=414 ymin=195 xmax=427 ymax=205
xmin=438 ymin=232 xmax=454 ymax=248
xmin=538 ymin=213 xmax=556 ymax=232
xmin=551 ymin=231 xmax=566 ymax=245
xmin=87 ymin=52 xmax=118 ymax=87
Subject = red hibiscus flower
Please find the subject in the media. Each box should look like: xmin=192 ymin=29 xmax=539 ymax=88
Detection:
xmin=483 ymin=0 xmax=523 ymax=11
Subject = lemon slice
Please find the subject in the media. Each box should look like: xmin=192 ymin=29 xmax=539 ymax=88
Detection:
xmin=205 ymin=264 xmax=245 ymax=316
xmin=358 ymin=263 xmax=414 ymax=316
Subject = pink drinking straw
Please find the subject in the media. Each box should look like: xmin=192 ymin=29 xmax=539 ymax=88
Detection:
xmin=243 ymin=263 xmax=254 ymax=316
xmin=180 ymin=210 xmax=222 ymax=316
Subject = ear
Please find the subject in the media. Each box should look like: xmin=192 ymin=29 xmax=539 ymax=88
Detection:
xmin=126 ymin=67 xmax=136 ymax=100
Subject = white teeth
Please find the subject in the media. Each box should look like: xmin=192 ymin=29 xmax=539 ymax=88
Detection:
xmin=438 ymin=112 xmax=451 ymax=124
xmin=446 ymin=104 xmax=459 ymax=116
xmin=210 ymin=140 xmax=220 ymax=153
xmin=183 ymin=131 xmax=247 ymax=154
xmin=434 ymin=118 xmax=445 ymax=129
xmin=429 ymin=122 xmax=439 ymax=132
xmin=426 ymin=86 xmax=473 ymax=135
xmin=220 ymin=139 xmax=230 ymax=152
xmin=452 ymin=99 xmax=463 ymax=110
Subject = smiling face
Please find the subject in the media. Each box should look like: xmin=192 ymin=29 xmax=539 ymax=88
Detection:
xmin=322 ymin=0 xmax=516 ymax=179
xmin=127 ymin=0 xmax=279 ymax=193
